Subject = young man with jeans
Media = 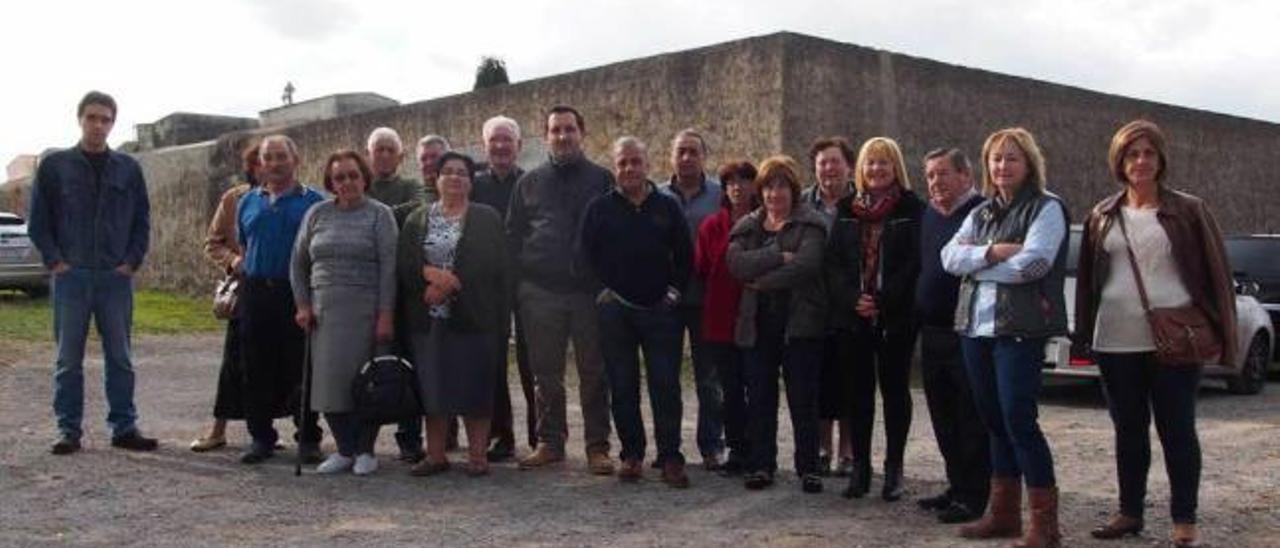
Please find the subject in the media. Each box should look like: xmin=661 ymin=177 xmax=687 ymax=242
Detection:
xmin=27 ymin=91 xmax=156 ymax=454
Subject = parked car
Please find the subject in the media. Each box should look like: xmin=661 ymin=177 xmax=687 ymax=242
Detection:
xmin=0 ymin=212 xmax=49 ymax=296
xmin=1043 ymin=226 xmax=1275 ymax=395
xmin=1225 ymin=234 xmax=1280 ymax=361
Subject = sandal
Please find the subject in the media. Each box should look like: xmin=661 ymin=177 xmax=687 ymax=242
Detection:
xmin=465 ymin=460 xmax=490 ymax=477
xmin=189 ymin=436 xmax=226 ymax=452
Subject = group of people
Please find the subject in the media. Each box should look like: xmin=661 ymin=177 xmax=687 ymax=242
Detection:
xmin=31 ymin=90 xmax=1235 ymax=548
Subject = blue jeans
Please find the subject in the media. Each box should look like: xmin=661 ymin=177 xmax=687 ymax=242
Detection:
xmin=1097 ymin=352 xmax=1201 ymax=524
xmin=679 ymin=305 xmax=724 ymax=458
xmin=51 ymin=267 xmax=138 ymax=439
xmin=704 ymin=342 xmax=750 ymax=464
xmin=599 ymin=301 xmax=685 ymax=464
xmin=961 ymin=336 xmax=1056 ymax=488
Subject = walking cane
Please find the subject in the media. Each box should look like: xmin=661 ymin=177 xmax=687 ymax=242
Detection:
xmin=295 ymin=329 xmax=313 ymax=477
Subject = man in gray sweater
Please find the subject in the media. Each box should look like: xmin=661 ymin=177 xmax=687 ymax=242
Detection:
xmin=507 ymin=105 xmax=615 ymax=475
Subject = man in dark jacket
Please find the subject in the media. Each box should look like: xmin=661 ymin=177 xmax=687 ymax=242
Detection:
xmin=28 ymin=91 xmax=157 ymax=455
xmin=470 ymin=115 xmax=536 ymax=461
xmin=914 ymin=148 xmax=989 ymax=522
xmin=583 ymin=137 xmax=693 ymax=487
xmin=507 ymin=105 xmax=615 ymax=475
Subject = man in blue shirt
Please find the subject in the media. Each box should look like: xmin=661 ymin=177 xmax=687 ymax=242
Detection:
xmin=235 ymin=135 xmax=325 ymax=464
xmin=28 ymin=91 xmax=156 ymax=455
xmin=658 ymin=129 xmax=725 ymax=470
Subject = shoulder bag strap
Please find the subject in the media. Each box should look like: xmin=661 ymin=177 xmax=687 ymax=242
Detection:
xmin=1115 ymin=209 xmax=1154 ymax=314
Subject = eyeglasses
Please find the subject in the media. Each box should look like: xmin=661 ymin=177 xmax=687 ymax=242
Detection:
xmin=438 ymin=168 xmax=471 ymax=179
xmin=331 ymin=171 xmax=363 ymax=183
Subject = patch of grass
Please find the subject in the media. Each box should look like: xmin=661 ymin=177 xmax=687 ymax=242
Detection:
xmin=0 ymin=289 xmax=222 ymax=342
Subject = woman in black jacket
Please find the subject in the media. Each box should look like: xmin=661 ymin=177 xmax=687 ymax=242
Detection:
xmin=825 ymin=137 xmax=924 ymax=501
xmin=397 ymin=151 xmax=510 ymax=477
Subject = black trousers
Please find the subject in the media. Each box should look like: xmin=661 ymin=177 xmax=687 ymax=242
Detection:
xmin=1097 ymin=352 xmax=1201 ymax=524
xmin=919 ymin=325 xmax=990 ymax=508
xmin=490 ymin=312 xmax=537 ymax=450
xmin=746 ymin=307 xmax=822 ymax=476
xmin=212 ymin=317 xmax=245 ymax=420
xmin=841 ymin=326 xmax=914 ymax=472
xmin=238 ymin=279 xmax=321 ymax=446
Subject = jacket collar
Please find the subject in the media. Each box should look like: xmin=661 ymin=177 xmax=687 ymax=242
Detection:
xmin=1095 ymin=185 xmax=1190 ymax=219
xmin=730 ymin=203 xmax=829 ymax=238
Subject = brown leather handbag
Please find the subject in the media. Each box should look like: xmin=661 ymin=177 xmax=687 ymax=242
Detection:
xmin=1117 ymin=213 xmax=1222 ymax=367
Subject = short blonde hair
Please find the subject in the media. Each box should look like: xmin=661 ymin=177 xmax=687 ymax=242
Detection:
xmin=979 ymin=127 xmax=1047 ymax=196
xmin=853 ymin=137 xmax=911 ymax=193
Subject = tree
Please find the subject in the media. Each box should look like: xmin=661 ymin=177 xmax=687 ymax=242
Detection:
xmin=473 ymin=56 xmax=510 ymax=90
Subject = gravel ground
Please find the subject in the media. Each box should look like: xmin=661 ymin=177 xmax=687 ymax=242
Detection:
xmin=1 ymin=333 xmax=1277 ymax=547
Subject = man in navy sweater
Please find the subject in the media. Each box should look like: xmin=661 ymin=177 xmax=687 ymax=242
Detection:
xmin=914 ymin=148 xmax=990 ymax=523
xmin=582 ymin=136 xmax=693 ymax=487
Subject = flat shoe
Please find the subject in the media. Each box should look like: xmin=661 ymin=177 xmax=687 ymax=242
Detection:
xmin=410 ymin=459 xmax=451 ymax=477
xmin=189 ymin=436 xmax=226 ymax=452
xmin=1090 ymin=514 xmax=1143 ymax=539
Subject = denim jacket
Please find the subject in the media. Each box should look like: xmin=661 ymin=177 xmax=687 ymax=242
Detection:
xmin=27 ymin=146 xmax=151 ymax=270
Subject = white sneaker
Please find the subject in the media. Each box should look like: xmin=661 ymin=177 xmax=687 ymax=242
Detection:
xmin=316 ymin=453 xmax=354 ymax=474
xmin=353 ymin=453 xmax=379 ymax=476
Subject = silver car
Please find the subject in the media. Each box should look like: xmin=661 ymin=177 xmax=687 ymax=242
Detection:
xmin=0 ymin=212 xmax=49 ymax=296
xmin=1043 ymin=227 xmax=1276 ymax=395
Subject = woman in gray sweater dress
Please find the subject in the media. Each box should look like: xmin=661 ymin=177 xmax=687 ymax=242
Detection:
xmin=291 ymin=150 xmax=398 ymax=476
xmin=398 ymin=151 xmax=510 ymax=477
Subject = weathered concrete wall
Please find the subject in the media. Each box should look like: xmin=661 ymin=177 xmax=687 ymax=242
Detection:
xmin=135 ymin=113 xmax=258 ymax=151
xmin=780 ymin=33 xmax=1280 ymax=232
xmin=132 ymin=141 xmax=230 ymax=293
xmin=260 ymin=93 xmax=400 ymax=128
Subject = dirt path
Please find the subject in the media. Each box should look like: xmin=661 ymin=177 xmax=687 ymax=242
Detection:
xmin=1 ymin=334 xmax=1277 ymax=546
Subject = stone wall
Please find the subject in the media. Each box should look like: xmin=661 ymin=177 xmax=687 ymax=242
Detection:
xmin=779 ymin=33 xmax=1280 ymax=232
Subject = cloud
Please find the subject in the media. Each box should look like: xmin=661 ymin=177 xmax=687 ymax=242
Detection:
xmin=249 ymin=0 xmax=358 ymax=42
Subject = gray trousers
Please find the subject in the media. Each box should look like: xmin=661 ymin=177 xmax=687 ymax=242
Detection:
xmin=517 ymin=281 xmax=611 ymax=455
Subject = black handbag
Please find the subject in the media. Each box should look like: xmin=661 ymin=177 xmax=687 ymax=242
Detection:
xmin=350 ymin=354 xmax=422 ymax=425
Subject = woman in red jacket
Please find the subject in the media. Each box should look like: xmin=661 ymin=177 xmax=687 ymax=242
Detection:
xmin=695 ymin=160 xmax=759 ymax=476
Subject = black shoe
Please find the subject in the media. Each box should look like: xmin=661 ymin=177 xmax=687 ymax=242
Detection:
xmin=744 ymin=471 xmax=774 ymax=490
xmin=719 ymin=458 xmax=747 ymax=477
xmin=842 ymin=460 xmax=870 ymax=499
xmin=486 ymin=440 xmax=515 ymax=463
xmin=297 ymin=442 xmax=323 ymax=465
xmin=918 ymin=491 xmax=953 ymax=511
xmin=817 ymin=453 xmax=832 ymax=476
xmin=938 ymin=500 xmax=982 ymax=524
xmin=801 ymin=473 xmax=824 ymax=494
xmin=51 ymin=436 xmax=81 ymax=455
xmin=240 ymin=442 xmax=274 ymax=464
xmin=398 ymin=449 xmax=426 ymax=464
xmin=111 ymin=431 xmax=158 ymax=452
xmin=881 ymin=462 xmax=904 ymax=501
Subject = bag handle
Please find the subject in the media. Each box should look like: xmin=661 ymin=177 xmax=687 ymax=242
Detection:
xmin=1115 ymin=209 xmax=1155 ymax=315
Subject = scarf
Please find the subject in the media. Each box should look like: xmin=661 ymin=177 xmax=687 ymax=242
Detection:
xmin=850 ymin=185 xmax=902 ymax=293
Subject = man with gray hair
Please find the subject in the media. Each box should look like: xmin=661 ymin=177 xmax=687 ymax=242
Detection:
xmin=366 ymin=127 xmax=426 ymax=227
xmin=582 ymin=136 xmax=692 ymax=486
xmin=416 ymin=134 xmax=450 ymax=204
xmin=235 ymin=134 xmax=326 ymax=464
xmin=469 ymin=115 xmax=537 ymax=461
xmin=915 ymin=147 xmax=989 ymax=523
xmin=658 ymin=128 xmax=725 ymax=470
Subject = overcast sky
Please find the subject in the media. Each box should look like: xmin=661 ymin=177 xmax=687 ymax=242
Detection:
xmin=3 ymin=0 xmax=1275 ymax=171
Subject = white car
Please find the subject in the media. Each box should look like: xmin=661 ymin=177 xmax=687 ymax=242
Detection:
xmin=1042 ymin=227 xmax=1276 ymax=395
xmin=0 ymin=212 xmax=49 ymax=296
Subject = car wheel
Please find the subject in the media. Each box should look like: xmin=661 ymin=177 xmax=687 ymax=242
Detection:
xmin=1226 ymin=332 xmax=1269 ymax=395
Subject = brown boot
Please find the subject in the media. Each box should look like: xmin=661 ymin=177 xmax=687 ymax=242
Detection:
xmin=1011 ymin=486 xmax=1060 ymax=548
xmin=959 ymin=477 xmax=1023 ymax=539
